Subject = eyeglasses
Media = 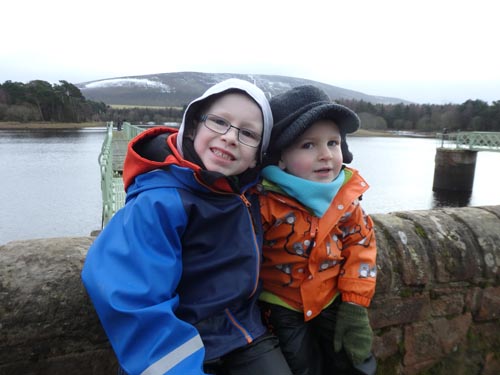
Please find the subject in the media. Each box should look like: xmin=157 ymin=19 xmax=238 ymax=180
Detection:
xmin=200 ymin=114 xmax=262 ymax=148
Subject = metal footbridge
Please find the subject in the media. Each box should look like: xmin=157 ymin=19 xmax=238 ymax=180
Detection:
xmin=437 ymin=131 xmax=500 ymax=152
xmin=98 ymin=122 xmax=147 ymax=227
xmin=433 ymin=131 xmax=500 ymax=192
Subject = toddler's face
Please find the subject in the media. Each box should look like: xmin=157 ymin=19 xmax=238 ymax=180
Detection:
xmin=193 ymin=93 xmax=262 ymax=176
xmin=279 ymin=120 xmax=343 ymax=183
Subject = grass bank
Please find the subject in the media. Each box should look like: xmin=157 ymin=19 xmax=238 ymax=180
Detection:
xmin=0 ymin=122 xmax=435 ymax=138
xmin=352 ymin=129 xmax=435 ymax=138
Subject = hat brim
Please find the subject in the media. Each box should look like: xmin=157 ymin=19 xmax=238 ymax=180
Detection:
xmin=273 ymin=102 xmax=360 ymax=151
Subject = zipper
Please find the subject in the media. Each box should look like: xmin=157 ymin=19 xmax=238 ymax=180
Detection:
xmin=310 ymin=216 xmax=319 ymax=240
xmin=240 ymin=193 xmax=251 ymax=207
xmin=225 ymin=308 xmax=254 ymax=344
xmin=194 ymin=173 xmax=260 ymax=298
xmin=242 ymin=193 xmax=261 ymax=298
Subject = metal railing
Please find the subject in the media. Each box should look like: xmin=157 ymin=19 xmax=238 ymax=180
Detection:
xmin=99 ymin=122 xmax=178 ymax=227
xmin=436 ymin=131 xmax=500 ymax=152
xmin=124 ymin=122 xmax=149 ymax=140
xmin=98 ymin=122 xmax=121 ymax=227
xmin=98 ymin=122 xmax=147 ymax=227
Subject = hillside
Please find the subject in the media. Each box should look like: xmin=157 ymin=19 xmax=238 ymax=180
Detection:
xmin=77 ymin=72 xmax=410 ymax=107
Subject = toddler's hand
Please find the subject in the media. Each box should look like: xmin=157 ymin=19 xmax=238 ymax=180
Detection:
xmin=333 ymin=302 xmax=373 ymax=365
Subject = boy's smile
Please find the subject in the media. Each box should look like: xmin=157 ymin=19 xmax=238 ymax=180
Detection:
xmin=210 ymin=147 xmax=236 ymax=161
xmin=193 ymin=93 xmax=262 ymax=176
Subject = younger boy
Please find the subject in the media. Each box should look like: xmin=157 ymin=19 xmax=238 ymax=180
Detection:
xmin=258 ymin=85 xmax=377 ymax=375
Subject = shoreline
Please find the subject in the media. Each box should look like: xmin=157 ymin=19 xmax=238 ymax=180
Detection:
xmin=0 ymin=121 xmax=107 ymax=130
xmin=0 ymin=121 xmax=436 ymax=138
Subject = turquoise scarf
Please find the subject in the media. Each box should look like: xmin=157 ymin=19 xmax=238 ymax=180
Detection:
xmin=261 ymin=166 xmax=345 ymax=217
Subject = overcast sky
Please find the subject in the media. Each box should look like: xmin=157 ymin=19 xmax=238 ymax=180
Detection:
xmin=2 ymin=0 xmax=499 ymax=104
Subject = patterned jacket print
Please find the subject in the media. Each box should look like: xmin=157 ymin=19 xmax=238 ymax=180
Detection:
xmin=258 ymin=167 xmax=377 ymax=321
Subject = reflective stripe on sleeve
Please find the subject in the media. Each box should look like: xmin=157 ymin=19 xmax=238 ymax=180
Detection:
xmin=141 ymin=334 xmax=204 ymax=375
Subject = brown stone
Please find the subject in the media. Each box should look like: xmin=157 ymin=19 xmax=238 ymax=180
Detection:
xmin=370 ymin=294 xmax=431 ymax=329
xmin=403 ymin=314 xmax=472 ymax=369
xmin=372 ymin=327 xmax=403 ymax=360
xmin=483 ymin=352 xmax=500 ymax=375
xmin=445 ymin=206 xmax=500 ymax=280
xmin=370 ymin=224 xmax=394 ymax=295
xmin=475 ymin=286 xmax=500 ymax=321
xmin=403 ymin=320 xmax=444 ymax=367
xmin=397 ymin=209 xmax=482 ymax=284
xmin=430 ymin=292 xmax=465 ymax=317
xmin=0 ymin=237 xmax=116 ymax=374
xmin=371 ymin=213 xmax=431 ymax=287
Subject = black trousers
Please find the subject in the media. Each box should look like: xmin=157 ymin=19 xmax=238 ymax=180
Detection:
xmin=119 ymin=333 xmax=291 ymax=375
xmin=261 ymin=299 xmax=376 ymax=375
xmin=204 ymin=333 xmax=292 ymax=375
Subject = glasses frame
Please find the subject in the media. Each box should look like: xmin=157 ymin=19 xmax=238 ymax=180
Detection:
xmin=200 ymin=114 xmax=262 ymax=148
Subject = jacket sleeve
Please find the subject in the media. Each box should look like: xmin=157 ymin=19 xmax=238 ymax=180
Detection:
xmin=338 ymin=203 xmax=377 ymax=307
xmin=81 ymin=188 xmax=207 ymax=375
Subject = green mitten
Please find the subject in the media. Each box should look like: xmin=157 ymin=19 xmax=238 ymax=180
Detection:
xmin=333 ymin=302 xmax=373 ymax=365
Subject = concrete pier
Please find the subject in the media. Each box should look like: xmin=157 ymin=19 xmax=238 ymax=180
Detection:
xmin=432 ymin=148 xmax=478 ymax=192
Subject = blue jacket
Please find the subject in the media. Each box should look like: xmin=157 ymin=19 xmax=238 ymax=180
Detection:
xmin=82 ymin=127 xmax=266 ymax=375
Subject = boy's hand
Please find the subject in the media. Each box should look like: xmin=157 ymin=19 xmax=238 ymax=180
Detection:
xmin=333 ymin=302 xmax=373 ymax=365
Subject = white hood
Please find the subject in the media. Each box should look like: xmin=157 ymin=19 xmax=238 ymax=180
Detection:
xmin=176 ymin=78 xmax=273 ymax=163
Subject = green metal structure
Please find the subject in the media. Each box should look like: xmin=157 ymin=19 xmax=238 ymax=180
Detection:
xmin=437 ymin=131 xmax=500 ymax=152
xmin=98 ymin=122 xmax=147 ymax=227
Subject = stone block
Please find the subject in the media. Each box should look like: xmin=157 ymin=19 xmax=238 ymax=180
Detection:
xmin=429 ymin=289 xmax=466 ymax=317
xmin=371 ymin=213 xmax=430 ymax=287
xmin=443 ymin=206 xmax=500 ymax=281
xmin=475 ymin=286 xmax=500 ymax=321
xmin=370 ymin=295 xmax=431 ymax=329
xmin=372 ymin=327 xmax=402 ymax=361
xmin=403 ymin=314 xmax=472 ymax=369
xmin=397 ymin=209 xmax=483 ymax=284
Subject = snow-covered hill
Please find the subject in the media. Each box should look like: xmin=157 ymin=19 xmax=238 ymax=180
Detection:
xmin=78 ymin=72 xmax=410 ymax=106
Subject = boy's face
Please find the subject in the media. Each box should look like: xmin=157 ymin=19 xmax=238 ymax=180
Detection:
xmin=193 ymin=92 xmax=263 ymax=176
xmin=279 ymin=120 xmax=343 ymax=183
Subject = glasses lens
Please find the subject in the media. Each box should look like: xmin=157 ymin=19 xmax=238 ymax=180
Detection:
xmin=204 ymin=115 xmax=230 ymax=134
xmin=203 ymin=114 xmax=261 ymax=148
xmin=238 ymin=128 xmax=261 ymax=147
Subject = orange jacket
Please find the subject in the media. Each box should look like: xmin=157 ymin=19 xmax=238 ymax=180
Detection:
xmin=258 ymin=167 xmax=377 ymax=321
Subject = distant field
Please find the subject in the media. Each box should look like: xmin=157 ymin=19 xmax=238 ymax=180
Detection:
xmin=352 ymin=129 xmax=396 ymax=137
xmin=109 ymin=104 xmax=184 ymax=110
xmin=352 ymin=128 xmax=435 ymax=138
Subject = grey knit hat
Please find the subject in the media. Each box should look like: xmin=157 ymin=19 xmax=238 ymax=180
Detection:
xmin=176 ymin=78 xmax=273 ymax=163
xmin=268 ymin=85 xmax=360 ymax=164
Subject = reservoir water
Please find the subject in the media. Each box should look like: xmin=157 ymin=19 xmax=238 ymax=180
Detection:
xmin=1 ymin=129 xmax=499 ymax=245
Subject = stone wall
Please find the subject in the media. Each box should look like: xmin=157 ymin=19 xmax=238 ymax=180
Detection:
xmin=1 ymin=205 xmax=499 ymax=375
xmin=369 ymin=205 xmax=500 ymax=374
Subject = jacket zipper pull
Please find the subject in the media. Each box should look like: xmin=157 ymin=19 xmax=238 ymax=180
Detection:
xmin=240 ymin=194 xmax=251 ymax=207
xmin=310 ymin=217 xmax=319 ymax=238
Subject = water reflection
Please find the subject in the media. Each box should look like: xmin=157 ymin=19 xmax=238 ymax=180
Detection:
xmin=0 ymin=127 xmax=107 ymax=141
xmin=0 ymin=128 xmax=106 ymax=245
xmin=432 ymin=190 xmax=472 ymax=208
xmin=349 ymin=137 xmax=500 ymax=214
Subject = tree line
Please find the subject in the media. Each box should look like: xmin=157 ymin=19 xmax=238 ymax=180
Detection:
xmin=1 ymin=80 xmax=499 ymax=133
xmin=0 ymin=80 xmax=107 ymax=122
xmin=0 ymin=80 xmax=185 ymax=125
xmin=337 ymin=98 xmax=500 ymax=133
